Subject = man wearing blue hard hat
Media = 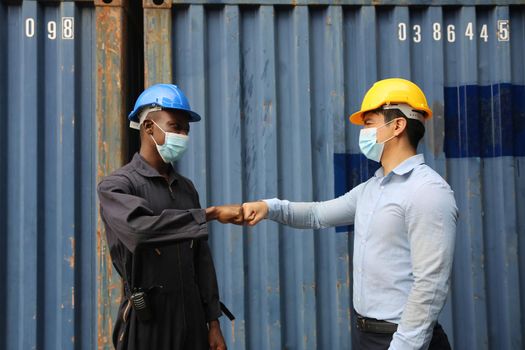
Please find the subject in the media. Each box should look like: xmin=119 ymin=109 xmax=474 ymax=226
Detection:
xmin=98 ymin=84 xmax=239 ymax=350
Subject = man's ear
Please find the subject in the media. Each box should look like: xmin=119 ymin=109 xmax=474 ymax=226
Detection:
xmin=142 ymin=119 xmax=154 ymax=135
xmin=394 ymin=117 xmax=407 ymax=136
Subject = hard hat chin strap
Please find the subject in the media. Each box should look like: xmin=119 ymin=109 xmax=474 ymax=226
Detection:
xmin=382 ymin=103 xmax=425 ymax=123
xmin=129 ymin=106 xmax=162 ymax=130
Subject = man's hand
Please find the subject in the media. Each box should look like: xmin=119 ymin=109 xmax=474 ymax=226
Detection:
xmin=208 ymin=320 xmax=227 ymax=350
xmin=242 ymin=201 xmax=268 ymax=226
xmin=206 ymin=205 xmax=244 ymax=225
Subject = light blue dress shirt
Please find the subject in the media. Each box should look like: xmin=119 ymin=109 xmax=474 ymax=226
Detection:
xmin=264 ymin=154 xmax=458 ymax=350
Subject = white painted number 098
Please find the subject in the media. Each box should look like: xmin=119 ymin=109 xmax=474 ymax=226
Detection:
xmin=24 ymin=17 xmax=74 ymax=40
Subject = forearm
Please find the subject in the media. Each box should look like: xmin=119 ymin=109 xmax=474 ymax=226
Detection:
xmin=265 ymin=199 xmax=323 ymax=228
xmin=264 ymin=195 xmax=355 ymax=229
xmin=389 ymin=278 xmax=450 ymax=349
xmin=100 ymin=206 xmax=207 ymax=252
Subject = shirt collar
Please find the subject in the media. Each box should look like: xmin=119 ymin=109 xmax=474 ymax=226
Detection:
xmin=132 ymin=153 xmax=179 ymax=184
xmin=374 ymin=154 xmax=425 ymax=178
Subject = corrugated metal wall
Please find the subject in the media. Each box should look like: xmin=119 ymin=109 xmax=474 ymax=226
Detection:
xmin=1 ymin=1 xmax=524 ymax=349
xmin=165 ymin=3 xmax=525 ymax=349
xmin=0 ymin=1 xmax=96 ymax=349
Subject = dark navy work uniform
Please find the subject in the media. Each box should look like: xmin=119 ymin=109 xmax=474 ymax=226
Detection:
xmin=98 ymin=153 xmax=221 ymax=350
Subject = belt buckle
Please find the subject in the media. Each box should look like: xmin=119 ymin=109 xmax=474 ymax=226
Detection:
xmin=357 ymin=316 xmax=367 ymax=331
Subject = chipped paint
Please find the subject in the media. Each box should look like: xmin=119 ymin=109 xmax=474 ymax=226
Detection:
xmin=143 ymin=3 xmax=173 ymax=86
xmin=66 ymin=237 xmax=75 ymax=269
xmin=95 ymin=0 xmax=130 ymax=348
xmin=230 ymin=319 xmax=236 ymax=343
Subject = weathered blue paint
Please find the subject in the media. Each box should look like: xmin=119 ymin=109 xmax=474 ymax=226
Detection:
xmin=171 ymin=0 xmax=525 ymax=5
xmin=0 ymin=1 xmax=96 ymax=349
xmin=2 ymin=1 xmax=524 ymax=349
xmin=169 ymin=4 xmax=525 ymax=350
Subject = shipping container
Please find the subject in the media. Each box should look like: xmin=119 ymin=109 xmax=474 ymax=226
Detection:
xmin=1 ymin=0 xmax=524 ymax=349
xmin=158 ymin=2 xmax=525 ymax=350
xmin=0 ymin=1 xmax=96 ymax=349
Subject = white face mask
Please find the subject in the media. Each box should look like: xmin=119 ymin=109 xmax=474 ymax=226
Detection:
xmin=358 ymin=119 xmax=397 ymax=162
xmin=150 ymin=121 xmax=189 ymax=163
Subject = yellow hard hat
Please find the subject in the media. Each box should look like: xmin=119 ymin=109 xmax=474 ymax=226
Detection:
xmin=349 ymin=78 xmax=433 ymax=125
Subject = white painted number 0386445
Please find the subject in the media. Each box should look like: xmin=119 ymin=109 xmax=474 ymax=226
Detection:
xmin=398 ymin=20 xmax=510 ymax=43
xmin=25 ymin=17 xmax=74 ymax=40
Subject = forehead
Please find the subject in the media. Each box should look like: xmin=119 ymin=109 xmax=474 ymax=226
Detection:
xmin=152 ymin=109 xmax=190 ymax=124
xmin=362 ymin=112 xmax=384 ymax=123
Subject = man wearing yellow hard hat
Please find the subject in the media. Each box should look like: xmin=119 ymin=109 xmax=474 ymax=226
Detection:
xmin=242 ymin=78 xmax=458 ymax=349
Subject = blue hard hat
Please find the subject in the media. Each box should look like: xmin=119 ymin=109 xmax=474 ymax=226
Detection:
xmin=128 ymin=84 xmax=201 ymax=123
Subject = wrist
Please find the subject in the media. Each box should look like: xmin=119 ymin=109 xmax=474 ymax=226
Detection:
xmin=206 ymin=207 xmax=218 ymax=221
xmin=260 ymin=200 xmax=270 ymax=218
xmin=208 ymin=319 xmax=221 ymax=329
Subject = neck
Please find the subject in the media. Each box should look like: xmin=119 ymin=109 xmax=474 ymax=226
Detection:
xmin=139 ymin=146 xmax=171 ymax=177
xmin=381 ymin=144 xmax=416 ymax=175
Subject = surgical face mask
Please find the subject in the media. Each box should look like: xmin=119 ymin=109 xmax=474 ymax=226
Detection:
xmin=150 ymin=121 xmax=189 ymax=163
xmin=358 ymin=119 xmax=398 ymax=163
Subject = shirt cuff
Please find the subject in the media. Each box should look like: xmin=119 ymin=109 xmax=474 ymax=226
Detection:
xmin=189 ymin=208 xmax=207 ymax=225
xmin=204 ymin=301 xmax=223 ymax=322
xmin=262 ymin=198 xmax=286 ymax=220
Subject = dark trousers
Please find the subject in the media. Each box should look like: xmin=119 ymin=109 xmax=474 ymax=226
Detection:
xmin=351 ymin=319 xmax=452 ymax=350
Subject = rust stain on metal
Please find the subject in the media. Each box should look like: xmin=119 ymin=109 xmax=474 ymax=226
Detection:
xmin=144 ymin=6 xmax=173 ymax=86
xmin=94 ymin=0 xmax=125 ymax=7
xmin=231 ymin=319 xmax=236 ymax=342
xmin=96 ymin=0 xmax=129 ymax=347
xmin=143 ymin=0 xmax=172 ymax=9
xmin=66 ymin=237 xmax=75 ymax=269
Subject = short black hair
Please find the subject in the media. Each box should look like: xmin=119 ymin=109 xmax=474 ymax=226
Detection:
xmin=373 ymin=108 xmax=425 ymax=149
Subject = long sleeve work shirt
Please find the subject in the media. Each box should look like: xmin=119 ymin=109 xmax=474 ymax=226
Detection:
xmin=98 ymin=153 xmax=221 ymax=350
xmin=265 ymin=154 xmax=458 ymax=350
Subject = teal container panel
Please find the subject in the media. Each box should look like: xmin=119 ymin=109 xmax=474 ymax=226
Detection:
xmin=0 ymin=1 xmax=96 ymax=349
xmin=168 ymin=3 xmax=525 ymax=350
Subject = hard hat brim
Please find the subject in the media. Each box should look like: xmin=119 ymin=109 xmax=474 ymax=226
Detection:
xmin=128 ymin=105 xmax=202 ymax=123
xmin=349 ymin=105 xmax=432 ymax=125
xmin=349 ymin=111 xmax=366 ymax=125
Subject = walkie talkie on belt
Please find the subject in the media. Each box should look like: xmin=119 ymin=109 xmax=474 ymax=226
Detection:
xmin=129 ymin=289 xmax=152 ymax=322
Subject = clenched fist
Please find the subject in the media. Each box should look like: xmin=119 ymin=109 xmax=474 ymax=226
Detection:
xmin=242 ymin=201 xmax=268 ymax=226
xmin=206 ymin=205 xmax=244 ymax=225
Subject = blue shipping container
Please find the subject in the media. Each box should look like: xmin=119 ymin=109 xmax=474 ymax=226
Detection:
xmin=0 ymin=1 xmax=96 ymax=349
xmin=1 ymin=1 xmax=524 ymax=349
xmin=163 ymin=3 xmax=525 ymax=350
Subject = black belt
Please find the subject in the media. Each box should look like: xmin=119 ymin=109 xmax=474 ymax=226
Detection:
xmin=356 ymin=314 xmax=398 ymax=334
xmin=123 ymin=281 xmax=235 ymax=321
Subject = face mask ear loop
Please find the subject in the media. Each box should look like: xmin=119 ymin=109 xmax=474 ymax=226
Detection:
xmin=148 ymin=120 xmax=166 ymax=146
xmin=377 ymin=118 xmax=401 ymax=144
